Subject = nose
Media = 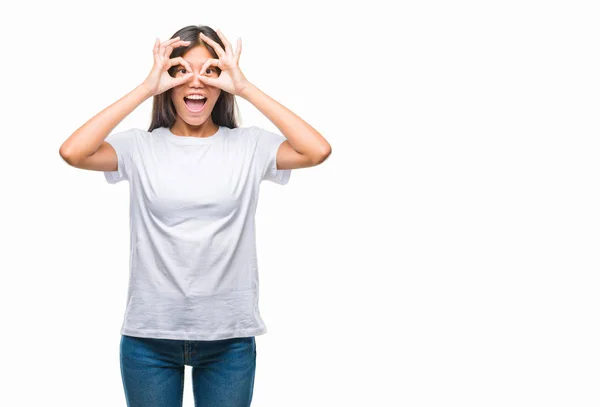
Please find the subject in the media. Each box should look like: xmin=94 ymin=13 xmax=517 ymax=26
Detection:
xmin=188 ymin=71 xmax=206 ymax=87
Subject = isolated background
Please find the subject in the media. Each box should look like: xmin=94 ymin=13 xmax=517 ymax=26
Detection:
xmin=1 ymin=0 xmax=599 ymax=406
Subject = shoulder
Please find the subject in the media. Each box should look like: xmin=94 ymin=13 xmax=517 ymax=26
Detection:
xmin=227 ymin=125 xmax=282 ymax=145
xmin=128 ymin=127 xmax=163 ymax=146
xmin=105 ymin=127 xmax=157 ymax=157
xmin=224 ymin=126 xmax=262 ymax=148
xmin=107 ymin=127 xmax=152 ymax=142
xmin=226 ymin=125 xmax=257 ymax=139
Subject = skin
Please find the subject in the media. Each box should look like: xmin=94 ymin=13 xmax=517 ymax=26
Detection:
xmin=59 ymin=29 xmax=331 ymax=172
xmin=169 ymin=45 xmax=222 ymax=138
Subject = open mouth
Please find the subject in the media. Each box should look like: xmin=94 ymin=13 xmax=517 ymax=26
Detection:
xmin=183 ymin=97 xmax=207 ymax=113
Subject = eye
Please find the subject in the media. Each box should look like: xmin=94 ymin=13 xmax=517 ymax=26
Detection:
xmin=177 ymin=67 xmax=215 ymax=75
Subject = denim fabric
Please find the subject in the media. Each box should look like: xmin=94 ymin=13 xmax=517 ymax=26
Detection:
xmin=120 ymin=334 xmax=256 ymax=407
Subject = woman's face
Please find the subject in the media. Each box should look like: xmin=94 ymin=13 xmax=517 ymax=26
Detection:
xmin=170 ymin=45 xmax=221 ymax=126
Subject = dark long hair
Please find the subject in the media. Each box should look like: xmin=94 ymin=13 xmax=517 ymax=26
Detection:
xmin=147 ymin=25 xmax=240 ymax=132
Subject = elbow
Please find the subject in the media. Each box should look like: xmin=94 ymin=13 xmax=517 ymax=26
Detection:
xmin=312 ymin=143 xmax=332 ymax=165
xmin=322 ymin=143 xmax=332 ymax=160
xmin=59 ymin=143 xmax=81 ymax=166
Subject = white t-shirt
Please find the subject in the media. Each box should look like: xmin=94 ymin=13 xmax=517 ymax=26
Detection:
xmin=104 ymin=124 xmax=291 ymax=340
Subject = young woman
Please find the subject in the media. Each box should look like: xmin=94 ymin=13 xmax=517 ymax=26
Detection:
xmin=59 ymin=24 xmax=331 ymax=407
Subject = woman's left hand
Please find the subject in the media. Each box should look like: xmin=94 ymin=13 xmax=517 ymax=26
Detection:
xmin=197 ymin=29 xmax=251 ymax=96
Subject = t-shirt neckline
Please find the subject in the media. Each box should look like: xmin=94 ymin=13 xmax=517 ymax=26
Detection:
xmin=161 ymin=125 xmax=224 ymax=145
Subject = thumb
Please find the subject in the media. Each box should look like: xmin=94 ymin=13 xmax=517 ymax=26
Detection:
xmin=197 ymin=75 xmax=217 ymax=87
xmin=174 ymin=73 xmax=194 ymax=86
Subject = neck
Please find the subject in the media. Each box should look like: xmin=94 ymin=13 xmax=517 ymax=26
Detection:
xmin=171 ymin=119 xmax=219 ymax=138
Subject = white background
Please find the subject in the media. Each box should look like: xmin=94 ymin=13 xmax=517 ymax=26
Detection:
xmin=1 ymin=0 xmax=599 ymax=406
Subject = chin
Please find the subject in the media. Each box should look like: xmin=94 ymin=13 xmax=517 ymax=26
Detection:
xmin=180 ymin=115 xmax=208 ymax=125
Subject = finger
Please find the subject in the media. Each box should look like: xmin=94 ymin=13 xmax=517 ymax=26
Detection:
xmin=199 ymin=58 xmax=220 ymax=76
xmin=197 ymin=75 xmax=217 ymax=87
xmin=234 ymin=38 xmax=242 ymax=65
xmin=159 ymin=36 xmax=182 ymax=54
xmin=182 ymin=57 xmax=193 ymax=72
xmin=199 ymin=32 xmax=226 ymax=58
xmin=153 ymin=38 xmax=159 ymax=57
xmin=164 ymin=44 xmax=174 ymax=58
xmin=165 ymin=39 xmax=184 ymax=54
xmin=161 ymin=36 xmax=182 ymax=46
xmin=171 ymin=58 xmax=194 ymax=77
xmin=215 ymin=29 xmax=232 ymax=54
xmin=173 ymin=39 xmax=191 ymax=47
xmin=169 ymin=57 xmax=192 ymax=72
xmin=174 ymin=72 xmax=194 ymax=86
xmin=199 ymin=59 xmax=211 ymax=76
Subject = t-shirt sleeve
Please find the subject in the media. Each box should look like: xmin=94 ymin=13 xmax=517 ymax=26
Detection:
xmin=252 ymin=126 xmax=291 ymax=185
xmin=103 ymin=128 xmax=138 ymax=184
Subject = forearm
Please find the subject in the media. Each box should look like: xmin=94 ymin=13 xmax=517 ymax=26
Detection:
xmin=59 ymin=83 xmax=153 ymax=161
xmin=238 ymin=83 xmax=331 ymax=157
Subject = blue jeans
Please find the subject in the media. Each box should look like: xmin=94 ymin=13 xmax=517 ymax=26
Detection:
xmin=120 ymin=334 xmax=256 ymax=407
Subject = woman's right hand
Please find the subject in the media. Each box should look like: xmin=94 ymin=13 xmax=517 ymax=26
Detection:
xmin=141 ymin=37 xmax=194 ymax=97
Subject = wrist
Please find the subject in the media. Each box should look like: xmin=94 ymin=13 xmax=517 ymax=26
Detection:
xmin=238 ymin=82 xmax=258 ymax=100
xmin=137 ymin=82 xmax=155 ymax=99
